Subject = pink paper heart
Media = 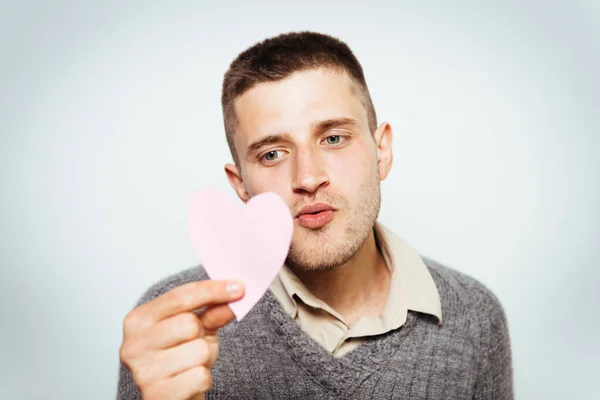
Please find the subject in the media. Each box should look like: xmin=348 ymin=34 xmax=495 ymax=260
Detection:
xmin=187 ymin=188 xmax=293 ymax=320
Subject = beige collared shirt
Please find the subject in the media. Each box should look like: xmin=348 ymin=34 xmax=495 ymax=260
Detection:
xmin=269 ymin=222 xmax=442 ymax=357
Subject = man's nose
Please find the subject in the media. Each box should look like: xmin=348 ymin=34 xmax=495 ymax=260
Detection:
xmin=291 ymin=149 xmax=329 ymax=194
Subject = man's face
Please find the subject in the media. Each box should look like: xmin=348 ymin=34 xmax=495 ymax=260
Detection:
xmin=225 ymin=68 xmax=393 ymax=271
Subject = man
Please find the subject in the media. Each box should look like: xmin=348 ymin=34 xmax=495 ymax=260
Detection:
xmin=117 ymin=31 xmax=513 ymax=399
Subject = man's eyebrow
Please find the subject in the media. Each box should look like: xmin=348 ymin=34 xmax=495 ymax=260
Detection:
xmin=313 ymin=117 xmax=358 ymax=132
xmin=246 ymin=133 xmax=293 ymax=155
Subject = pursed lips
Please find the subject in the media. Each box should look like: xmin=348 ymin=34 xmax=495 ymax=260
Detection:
xmin=295 ymin=203 xmax=336 ymax=217
xmin=295 ymin=203 xmax=337 ymax=229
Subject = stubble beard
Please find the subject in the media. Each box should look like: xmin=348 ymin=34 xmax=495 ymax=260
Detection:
xmin=285 ymin=169 xmax=381 ymax=272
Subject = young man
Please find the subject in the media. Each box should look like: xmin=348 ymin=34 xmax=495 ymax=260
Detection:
xmin=117 ymin=32 xmax=513 ymax=399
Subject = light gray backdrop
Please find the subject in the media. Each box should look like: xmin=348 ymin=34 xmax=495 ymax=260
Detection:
xmin=1 ymin=1 xmax=598 ymax=399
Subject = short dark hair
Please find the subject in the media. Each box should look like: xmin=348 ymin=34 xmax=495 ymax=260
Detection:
xmin=221 ymin=31 xmax=377 ymax=166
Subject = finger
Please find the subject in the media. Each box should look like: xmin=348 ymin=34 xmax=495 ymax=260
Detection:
xmin=135 ymin=312 xmax=206 ymax=351
xmin=145 ymin=366 xmax=212 ymax=400
xmin=131 ymin=280 xmax=245 ymax=330
xmin=134 ymin=338 xmax=211 ymax=387
xmin=203 ymin=335 xmax=220 ymax=368
xmin=128 ymin=304 xmax=237 ymax=353
xmin=198 ymin=304 xmax=236 ymax=333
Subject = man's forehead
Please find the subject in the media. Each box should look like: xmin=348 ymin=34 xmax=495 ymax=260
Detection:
xmin=236 ymin=67 xmax=358 ymax=102
xmin=233 ymin=68 xmax=366 ymax=139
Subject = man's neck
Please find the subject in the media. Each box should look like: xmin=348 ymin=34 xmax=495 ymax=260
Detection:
xmin=290 ymin=228 xmax=391 ymax=326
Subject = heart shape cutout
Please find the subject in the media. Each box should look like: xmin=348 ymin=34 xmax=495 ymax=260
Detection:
xmin=187 ymin=188 xmax=293 ymax=320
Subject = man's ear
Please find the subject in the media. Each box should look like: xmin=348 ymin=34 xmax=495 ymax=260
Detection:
xmin=225 ymin=163 xmax=250 ymax=203
xmin=373 ymin=122 xmax=394 ymax=181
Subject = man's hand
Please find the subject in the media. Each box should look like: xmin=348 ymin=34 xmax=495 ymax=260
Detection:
xmin=119 ymin=280 xmax=245 ymax=400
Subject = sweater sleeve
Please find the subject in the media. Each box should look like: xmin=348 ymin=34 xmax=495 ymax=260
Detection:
xmin=473 ymin=287 xmax=514 ymax=400
xmin=116 ymin=362 xmax=142 ymax=400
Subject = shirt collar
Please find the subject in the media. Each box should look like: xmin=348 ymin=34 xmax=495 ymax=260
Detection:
xmin=376 ymin=223 xmax=442 ymax=323
xmin=270 ymin=222 xmax=443 ymax=324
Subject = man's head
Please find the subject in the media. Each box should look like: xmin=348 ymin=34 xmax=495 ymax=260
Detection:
xmin=221 ymin=31 xmax=394 ymax=272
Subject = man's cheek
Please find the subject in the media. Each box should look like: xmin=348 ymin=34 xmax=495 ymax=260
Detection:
xmin=250 ymin=183 xmax=290 ymax=205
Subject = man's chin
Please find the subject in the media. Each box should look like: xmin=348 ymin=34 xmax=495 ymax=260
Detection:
xmin=286 ymin=242 xmax=352 ymax=272
xmin=285 ymin=258 xmax=342 ymax=273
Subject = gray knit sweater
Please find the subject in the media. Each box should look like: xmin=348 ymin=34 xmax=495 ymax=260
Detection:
xmin=116 ymin=257 xmax=513 ymax=399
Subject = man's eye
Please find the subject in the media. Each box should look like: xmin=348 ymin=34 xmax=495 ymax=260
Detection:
xmin=263 ymin=151 xmax=280 ymax=161
xmin=325 ymin=135 xmax=343 ymax=145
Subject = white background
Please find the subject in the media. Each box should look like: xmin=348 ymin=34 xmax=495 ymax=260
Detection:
xmin=1 ymin=1 xmax=599 ymax=399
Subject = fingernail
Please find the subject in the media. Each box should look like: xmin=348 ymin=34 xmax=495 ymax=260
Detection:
xmin=226 ymin=282 xmax=242 ymax=295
